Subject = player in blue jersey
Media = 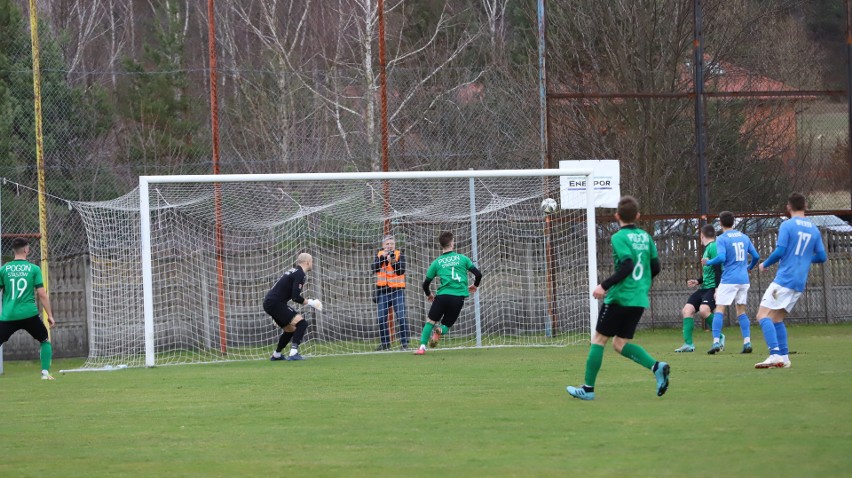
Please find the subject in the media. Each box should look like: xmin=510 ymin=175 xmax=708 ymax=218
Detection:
xmin=754 ymin=193 xmax=827 ymax=369
xmin=702 ymin=211 xmax=760 ymax=354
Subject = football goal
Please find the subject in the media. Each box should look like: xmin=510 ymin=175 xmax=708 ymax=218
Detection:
xmin=70 ymin=168 xmax=599 ymax=369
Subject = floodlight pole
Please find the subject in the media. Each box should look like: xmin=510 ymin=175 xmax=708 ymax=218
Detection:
xmin=537 ymin=0 xmax=550 ymax=170
xmin=846 ymin=0 xmax=852 ymax=207
xmin=28 ymin=0 xmax=52 ymax=340
xmin=694 ymin=0 xmax=709 ymax=223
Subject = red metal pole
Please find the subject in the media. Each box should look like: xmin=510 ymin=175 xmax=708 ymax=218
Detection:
xmin=208 ymin=0 xmax=227 ymax=355
xmin=377 ymin=0 xmax=395 ymax=342
xmin=378 ymin=0 xmax=391 ymax=223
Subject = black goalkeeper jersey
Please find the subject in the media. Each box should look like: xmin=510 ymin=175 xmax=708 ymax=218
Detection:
xmin=265 ymin=265 xmax=307 ymax=305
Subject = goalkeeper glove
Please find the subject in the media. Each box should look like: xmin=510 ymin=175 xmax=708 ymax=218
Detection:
xmin=306 ymin=298 xmax=323 ymax=311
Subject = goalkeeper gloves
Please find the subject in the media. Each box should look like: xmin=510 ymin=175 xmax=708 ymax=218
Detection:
xmin=306 ymin=298 xmax=323 ymax=311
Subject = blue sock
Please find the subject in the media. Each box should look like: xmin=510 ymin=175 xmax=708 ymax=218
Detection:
xmin=712 ymin=312 xmax=724 ymax=340
xmin=738 ymin=314 xmax=750 ymax=340
xmin=774 ymin=322 xmax=789 ymax=356
xmin=759 ymin=318 xmax=779 ymax=354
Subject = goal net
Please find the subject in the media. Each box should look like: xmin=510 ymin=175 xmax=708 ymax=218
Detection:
xmin=71 ymin=169 xmax=598 ymax=368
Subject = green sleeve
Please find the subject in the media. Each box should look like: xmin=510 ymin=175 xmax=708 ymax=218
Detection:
xmin=464 ymin=255 xmax=474 ymax=270
xmin=650 ymin=235 xmax=658 ymax=260
xmin=425 ymin=261 xmax=437 ymax=280
xmin=611 ymin=234 xmax=632 ymax=263
xmin=34 ymin=266 xmax=44 ymax=289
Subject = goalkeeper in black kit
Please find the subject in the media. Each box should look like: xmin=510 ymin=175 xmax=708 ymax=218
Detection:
xmin=265 ymin=253 xmax=323 ymax=361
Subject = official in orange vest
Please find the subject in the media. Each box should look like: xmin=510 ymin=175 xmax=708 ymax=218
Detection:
xmin=372 ymin=235 xmax=409 ymax=350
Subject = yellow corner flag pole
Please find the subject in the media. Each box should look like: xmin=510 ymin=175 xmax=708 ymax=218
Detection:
xmin=28 ymin=0 xmax=50 ymax=339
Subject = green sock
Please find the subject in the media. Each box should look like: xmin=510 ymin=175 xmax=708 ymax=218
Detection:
xmin=583 ymin=344 xmax=605 ymax=388
xmin=620 ymin=342 xmax=656 ymax=370
xmin=420 ymin=323 xmax=434 ymax=346
xmin=704 ymin=315 xmax=712 ymax=330
xmin=440 ymin=325 xmax=449 ymax=335
xmin=40 ymin=341 xmax=53 ymax=371
xmin=683 ymin=317 xmax=694 ymax=345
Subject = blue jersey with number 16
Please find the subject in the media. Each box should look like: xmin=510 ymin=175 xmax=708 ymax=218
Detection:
xmin=706 ymin=230 xmax=759 ymax=285
xmin=773 ymin=218 xmax=826 ymax=292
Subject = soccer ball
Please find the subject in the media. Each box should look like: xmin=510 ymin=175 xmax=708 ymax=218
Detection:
xmin=541 ymin=198 xmax=558 ymax=214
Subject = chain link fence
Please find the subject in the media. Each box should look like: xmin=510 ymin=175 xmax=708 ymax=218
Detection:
xmin=0 ymin=0 xmax=850 ymax=359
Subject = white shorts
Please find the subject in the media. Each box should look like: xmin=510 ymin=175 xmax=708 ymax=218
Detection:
xmin=715 ymin=283 xmax=750 ymax=306
xmin=759 ymin=282 xmax=802 ymax=313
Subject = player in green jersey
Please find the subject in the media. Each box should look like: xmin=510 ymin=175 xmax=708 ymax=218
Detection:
xmin=567 ymin=196 xmax=669 ymax=400
xmin=674 ymin=224 xmax=722 ymax=352
xmin=0 ymin=238 xmax=57 ymax=380
xmin=414 ymin=232 xmax=482 ymax=355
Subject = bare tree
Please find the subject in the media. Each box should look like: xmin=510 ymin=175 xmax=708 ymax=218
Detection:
xmin=544 ymin=0 xmax=826 ymax=214
xmin=481 ymin=0 xmax=510 ymax=56
xmin=227 ymin=0 xmax=482 ymax=172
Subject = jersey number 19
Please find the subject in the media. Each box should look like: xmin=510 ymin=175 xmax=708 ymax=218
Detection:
xmin=10 ymin=278 xmax=28 ymax=299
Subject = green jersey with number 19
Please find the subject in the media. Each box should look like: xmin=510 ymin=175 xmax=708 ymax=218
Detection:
xmin=425 ymin=251 xmax=475 ymax=297
xmin=0 ymin=259 xmax=44 ymax=321
xmin=604 ymin=226 xmax=658 ymax=308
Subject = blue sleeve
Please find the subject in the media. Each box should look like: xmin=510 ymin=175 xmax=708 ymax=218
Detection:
xmin=763 ymin=245 xmax=786 ymax=268
xmin=812 ymin=234 xmax=827 ymax=264
xmin=747 ymin=242 xmax=760 ymax=270
xmin=705 ymin=237 xmax=725 ymax=266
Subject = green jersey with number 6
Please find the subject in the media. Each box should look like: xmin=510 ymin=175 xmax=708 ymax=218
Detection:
xmin=426 ymin=251 xmax=475 ymax=297
xmin=0 ymin=259 xmax=43 ymax=321
xmin=605 ymin=225 xmax=658 ymax=308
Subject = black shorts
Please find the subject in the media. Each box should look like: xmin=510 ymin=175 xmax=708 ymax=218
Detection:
xmin=428 ymin=295 xmax=466 ymax=328
xmin=595 ymin=303 xmax=645 ymax=339
xmin=686 ymin=288 xmax=715 ymax=311
xmin=263 ymin=301 xmax=298 ymax=329
xmin=0 ymin=315 xmax=49 ymax=345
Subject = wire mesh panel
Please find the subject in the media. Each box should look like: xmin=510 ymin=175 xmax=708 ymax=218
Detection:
xmin=72 ymin=172 xmax=595 ymax=368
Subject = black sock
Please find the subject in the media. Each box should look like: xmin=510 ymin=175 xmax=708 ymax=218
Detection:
xmin=291 ymin=320 xmax=309 ymax=347
xmin=276 ymin=332 xmax=294 ymax=353
xmin=583 ymin=385 xmax=594 ymax=392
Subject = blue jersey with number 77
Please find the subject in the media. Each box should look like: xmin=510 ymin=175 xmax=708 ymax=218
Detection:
xmin=772 ymin=218 xmax=825 ymax=292
xmin=706 ymin=230 xmax=759 ymax=285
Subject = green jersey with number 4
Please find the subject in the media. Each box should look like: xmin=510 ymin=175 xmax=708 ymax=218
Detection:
xmin=604 ymin=225 xmax=658 ymax=308
xmin=0 ymin=259 xmax=43 ymax=321
xmin=426 ymin=251 xmax=475 ymax=297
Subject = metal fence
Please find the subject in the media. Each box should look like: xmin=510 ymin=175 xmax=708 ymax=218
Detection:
xmin=0 ymin=0 xmax=850 ymax=359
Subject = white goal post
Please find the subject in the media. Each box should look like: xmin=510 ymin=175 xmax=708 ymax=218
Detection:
xmin=75 ymin=168 xmax=599 ymax=369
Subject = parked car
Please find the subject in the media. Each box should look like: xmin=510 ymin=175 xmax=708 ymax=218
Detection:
xmin=806 ymin=215 xmax=852 ymax=252
xmin=804 ymin=215 xmax=852 ymax=233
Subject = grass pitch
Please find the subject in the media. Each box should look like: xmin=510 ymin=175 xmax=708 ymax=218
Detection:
xmin=2 ymin=324 xmax=851 ymax=477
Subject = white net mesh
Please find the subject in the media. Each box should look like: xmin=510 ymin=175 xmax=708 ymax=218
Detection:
xmin=72 ymin=173 xmax=593 ymax=367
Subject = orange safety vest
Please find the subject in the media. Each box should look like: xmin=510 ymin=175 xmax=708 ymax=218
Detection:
xmin=376 ymin=250 xmax=405 ymax=288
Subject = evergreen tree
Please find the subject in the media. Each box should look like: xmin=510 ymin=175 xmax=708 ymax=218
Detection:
xmin=0 ymin=0 xmax=112 ymax=197
xmin=117 ymin=1 xmax=208 ymax=174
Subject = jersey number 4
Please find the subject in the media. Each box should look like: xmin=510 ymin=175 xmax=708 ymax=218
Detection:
xmin=451 ymin=267 xmax=462 ymax=282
